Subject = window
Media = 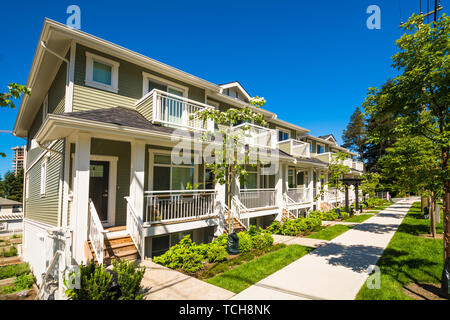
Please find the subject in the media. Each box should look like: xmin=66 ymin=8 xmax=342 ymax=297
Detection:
xmin=288 ymin=168 xmax=295 ymax=188
xmin=316 ymin=143 xmax=325 ymax=154
xmin=204 ymin=168 xmax=215 ymax=190
xmin=25 ymin=174 xmax=30 ymax=199
xmin=85 ymin=52 xmax=120 ymax=93
xmin=152 ymin=153 xmax=195 ymax=190
xmin=243 ymin=165 xmax=258 ymax=189
xmin=142 ymin=72 xmax=188 ymax=97
xmin=40 ymin=158 xmax=48 ymax=195
xmin=277 ymin=129 xmax=290 ymax=142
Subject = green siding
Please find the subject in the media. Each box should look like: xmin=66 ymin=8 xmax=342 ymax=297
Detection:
xmin=91 ymin=138 xmax=131 ymax=226
xmin=48 ymin=62 xmax=66 ymax=114
xmin=73 ymin=44 xmax=206 ymax=113
xmin=25 ymin=140 xmax=64 ymax=226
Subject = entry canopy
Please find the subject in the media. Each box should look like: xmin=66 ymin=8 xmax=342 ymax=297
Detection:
xmin=341 ymin=178 xmax=363 ymax=186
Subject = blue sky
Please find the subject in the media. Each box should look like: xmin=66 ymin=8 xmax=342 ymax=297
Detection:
xmin=0 ymin=0 xmax=446 ymax=176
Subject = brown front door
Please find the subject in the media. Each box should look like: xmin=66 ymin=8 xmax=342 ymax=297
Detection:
xmin=89 ymin=161 xmax=109 ymax=222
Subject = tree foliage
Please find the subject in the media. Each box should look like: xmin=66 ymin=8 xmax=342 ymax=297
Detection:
xmin=342 ymin=106 xmax=367 ymax=161
xmin=0 ymin=169 xmax=24 ymax=202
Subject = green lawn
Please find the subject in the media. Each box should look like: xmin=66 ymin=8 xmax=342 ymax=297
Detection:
xmin=206 ymin=244 xmax=312 ymax=293
xmin=305 ymin=224 xmax=353 ymax=240
xmin=356 ymin=202 xmax=445 ymax=300
xmin=345 ymin=214 xmax=374 ymax=223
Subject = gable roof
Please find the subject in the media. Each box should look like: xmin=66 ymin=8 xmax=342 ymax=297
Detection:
xmin=318 ymin=134 xmax=337 ymax=144
xmin=219 ymin=81 xmax=252 ymax=101
xmin=0 ymin=198 xmax=22 ymax=206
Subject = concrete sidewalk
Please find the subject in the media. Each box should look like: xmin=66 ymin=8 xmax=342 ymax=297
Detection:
xmin=232 ymin=199 xmax=416 ymax=300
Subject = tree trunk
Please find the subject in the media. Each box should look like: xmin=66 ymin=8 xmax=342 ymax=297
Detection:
xmin=430 ymin=194 xmax=436 ymax=238
xmin=227 ymin=170 xmax=232 ymax=233
xmin=441 ymin=148 xmax=450 ymax=296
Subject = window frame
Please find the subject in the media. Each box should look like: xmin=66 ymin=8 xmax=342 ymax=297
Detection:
xmin=276 ymin=127 xmax=290 ymax=142
xmin=142 ymin=72 xmax=189 ymax=98
xmin=85 ymin=52 xmax=120 ymax=93
xmin=40 ymin=156 xmax=48 ymax=196
xmin=316 ymin=142 xmax=325 ymax=154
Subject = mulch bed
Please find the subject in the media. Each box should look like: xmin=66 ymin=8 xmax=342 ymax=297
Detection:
xmin=0 ymin=256 xmax=22 ymax=267
xmin=417 ymin=233 xmax=443 ymax=239
xmin=403 ymin=282 xmax=449 ymax=300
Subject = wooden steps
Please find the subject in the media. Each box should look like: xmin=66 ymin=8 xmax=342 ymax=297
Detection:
xmin=226 ymin=218 xmax=246 ymax=233
xmin=282 ymin=208 xmax=296 ymax=220
xmin=85 ymin=234 xmax=139 ymax=266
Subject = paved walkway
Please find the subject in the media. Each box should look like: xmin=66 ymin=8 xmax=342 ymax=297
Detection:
xmin=140 ymin=260 xmax=235 ymax=300
xmin=232 ymin=199 xmax=416 ymax=300
xmin=272 ymin=234 xmax=329 ymax=248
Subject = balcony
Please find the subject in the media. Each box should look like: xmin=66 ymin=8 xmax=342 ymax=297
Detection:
xmin=144 ymin=190 xmax=216 ymax=224
xmin=286 ymin=188 xmax=311 ymax=204
xmin=277 ymin=139 xmax=310 ymax=158
xmin=229 ymin=123 xmax=277 ymax=149
xmin=136 ymin=89 xmax=214 ymax=131
xmin=352 ymin=161 xmax=364 ymax=171
xmin=239 ymin=188 xmax=277 ymax=210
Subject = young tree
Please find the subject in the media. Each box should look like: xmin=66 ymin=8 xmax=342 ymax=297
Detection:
xmin=342 ymin=106 xmax=367 ymax=161
xmin=0 ymin=169 xmax=24 ymax=202
xmin=194 ymin=97 xmax=268 ymax=232
xmin=363 ymin=14 xmax=450 ymax=295
xmin=360 ymin=172 xmax=381 ymax=198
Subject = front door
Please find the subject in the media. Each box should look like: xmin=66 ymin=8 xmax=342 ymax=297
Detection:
xmin=89 ymin=161 xmax=109 ymax=222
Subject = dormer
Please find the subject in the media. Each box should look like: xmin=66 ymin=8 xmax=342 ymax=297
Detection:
xmin=219 ymin=81 xmax=251 ymax=103
xmin=318 ymin=134 xmax=338 ymax=146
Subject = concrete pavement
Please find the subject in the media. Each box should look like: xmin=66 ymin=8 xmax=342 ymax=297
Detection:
xmin=232 ymin=199 xmax=416 ymax=300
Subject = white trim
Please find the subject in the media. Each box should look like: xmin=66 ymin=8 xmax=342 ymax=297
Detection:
xmin=25 ymin=173 xmax=30 ymax=200
xmin=219 ymin=82 xmax=251 ymax=101
xmin=25 ymin=140 xmax=58 ymax=174
xmin=141 ymin=72 xmax=189 ymax=98
xmin=276 ymin=127 xmax=290 ymax=142
xmin=316 ymin=142 xmax=325 ymax=154
xmin=89 ymin=155 xmax=118 ymax=227
xmin=42 ymin=94 xmax=48 ymax=122
xmin=85 ymin=51 xmax=120 ymax=93
xmin=65 ymin=40 xmax=76 ymax=113
xmin=40 ymin=156 xmax=48 ymax=196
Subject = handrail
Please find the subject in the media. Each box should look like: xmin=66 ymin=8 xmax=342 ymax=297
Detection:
xmin=136 ymin=88 xmax=215 ymax=110
xmin=125 ymin=197 xmax=143 ymax=258
xmin=231 ymin=196 xmax=249 ymax=231
xmin=36 ymin=250 xmax=61 ymax=300
xmin=88 ymin=199 xmax=106 ymax=265
xmin=144 ymin=189 xmax=215 ymax=194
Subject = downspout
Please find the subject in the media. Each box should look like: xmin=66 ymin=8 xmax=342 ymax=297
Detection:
xmin=40 ymin=41 xmax=69 ymax=64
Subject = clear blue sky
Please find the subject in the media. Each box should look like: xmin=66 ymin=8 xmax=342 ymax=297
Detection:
xmin=0 ymin=0 xmax=446 ymax=176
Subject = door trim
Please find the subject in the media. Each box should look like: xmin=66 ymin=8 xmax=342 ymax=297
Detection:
xmin=90 ymin=155 xmax=118 ymax=227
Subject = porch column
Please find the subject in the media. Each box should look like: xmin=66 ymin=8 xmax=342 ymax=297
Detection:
xmin=355 ymin=184 xmax=359 ymax=212
xmin=130 ymin=140 xmax=146 ymax=220
xmin=214 ymin=181 xmax=226 ymax=236
xmin=345 ymin=184 xmax=349 ymax=214
xmin=71 ymin=133 xmax=91 ymax=264
xmin=275 ymin=163 xmax=284 ymax=221
xmin=307 ymin=167 xmax=314 ymax=211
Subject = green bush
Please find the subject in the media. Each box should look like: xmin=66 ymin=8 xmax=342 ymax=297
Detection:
xmin=267 ymin=220 xmax=282 ymax=234
xmin=153 ymin=235 xmax=196 ymax=270
xmin=281 ymin=220 xmax=301 ymax=236
xmin=14 ymin=273 xmax=35 ymax=291
xmin=112 ymin=259 xmax=145 ymax=300
xmin=251 ymin=234 xmax=268 ymax=250
xmin=181 ymin=250 xmax=205 ymax=273
xmin=65 ymin=262 xmax=115 ymax=300
xmin=0 ymin=263 xmax=30 ymax=280
xmin=322 ymin=211 xmax=338 ymax=221
xmin=237 ymin=232 xmax=252 ymax=253
xmin=304 ymin=217 xmax=322 ymax=230
xmin=340 ymin=211 xmax=350 ymax=219
xmin=212 ymin=234 xmax=228 ymax=249
xmin=0 ymin=246 xmax=18 ymax=257
xmin=263 ymin=232 xmax=274 ymax=247
xmin=247 ymin=225 xmax=259 ymax=236
xmin=308 ymin=211 xmax=324 ymax=220
xmin=206 ymin=244 xmax=228 ymax=263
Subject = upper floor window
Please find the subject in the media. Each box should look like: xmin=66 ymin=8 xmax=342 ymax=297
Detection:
xmin=40 ymin=157 xmax=48 ymax=196
xmin=316 ymin=143 xmax=325 ymax=154
xmin=85 ymin=52 xmax=120 ymax=93
xmin=277 ymin=129 xmax=290 ymax=142
xmin=142 ymin=72 xmax=188 ymax=98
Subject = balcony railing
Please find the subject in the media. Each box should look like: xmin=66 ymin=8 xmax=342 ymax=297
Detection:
xmin=144 ymin=190 xmax=216 ymax=224
xmin=136 ymin=89 xmax=214 ymax=131
xmin=277 ymin=139 xmax=310 ymax=158
xmin=353 ymin=161 xmax=364 ymax=171
xmin=286 ymin=188 xmax=311 ymax=204
xmin=239 ymin=188 xmax=277 ymax=210
xmin=229 ymin=123 xmax=277 ymax=149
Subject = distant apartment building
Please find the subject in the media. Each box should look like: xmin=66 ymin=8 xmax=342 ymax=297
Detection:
xmin=11 ymin=145 xmax=25 ymax=175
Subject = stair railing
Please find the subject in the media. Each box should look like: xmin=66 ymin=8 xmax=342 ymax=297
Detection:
xmin=88 ymin=199 xmax=107 ymax=265
xmin=282 ymin=193 xmax=298 ymax=219
xmin=231 ymin=196 xmax=249 ymax=231
xmin=125 ymin=197 xmax=144 ymax=259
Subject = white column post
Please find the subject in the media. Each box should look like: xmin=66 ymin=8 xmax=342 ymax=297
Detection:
xmin=130 ymin=140 xmax=146 ymax=221
xmin=275 ymin=163 xmax=284 ymax=221
xmin=307 ymin=167 xmax=314 ymax=211
xmin=71 ymin=133 xmax=91 ymax=264
xmin=214 ymin=181 xmax=226 ymax=236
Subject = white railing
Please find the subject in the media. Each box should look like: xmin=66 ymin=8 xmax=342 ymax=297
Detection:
xmin=343 ymin=159 xmax=353 ymax=167
xmin=353 ymin=161 xmax=364 ymax=171
xmin=125 ymin=197 xmax=144 ymax=259
xmin=327 ymin=187 xmax=344 ymax=203
xmin=230 ymin=123 xmax=277 ymax=149
xmin=144 ymin=190 xmax=216 ymax=224
xmin=88 ymin=199 xmax=106 ymax=265
xmin=239 ymin=188 xmax=277 ymax=210
xmin=231 ymin=196 xmax=249 ymax=231
xmin=277 ymin=139 xmax=310 ymax=158
xmin=286 ymin=188 xmax=310 ymax=204
xmin=137 ymin=89 xmax=214 ymax=131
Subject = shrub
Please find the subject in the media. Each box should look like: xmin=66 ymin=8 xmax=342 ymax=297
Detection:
xmin=263 ymin=232 xmax=274 ymax=247
xmin=294 ymin=219 xmax=308 ymax=232
xmin=0 ymin=263 xmax=30 ymax=280
xmin=237 ymin=232 xmax=252 ymax=253
xmin=281 ymin=220 xmax=301 ymax=236
xmin=212 ymin=234 xmax=228 ymax=249
xmin=340 ymin=211 xmax=350 ymax=219
xmin=247 ymin=225 xmax=259 ymax=236
xmin=14 ymin=273 xmax=35 ymax=291
xmin=0 ymin=246 xmax=18 ymax=257
xmin=308 ymin=211 xmax=324 ymax=220
xmin=322 ymin=211 xmax=338 ymax=221
xmin=112 ymin=259 xmax=145 ymax=300
xmin=267 ymin=220 xmax=282 ymax=234
xmin=181 ymin=250 xmax=205 ymax=273
xmin=304 ymin=217 xmax=321 ymax=230
xmin=206 ymin=244 xmax=228 ymax=263
xmin=153 ymin=235 xmax=196 ymax=270
xmin=65 ymin=262 xmax=115 ymax=300
xmin=251 ymin=234 xmax=269 ymax=250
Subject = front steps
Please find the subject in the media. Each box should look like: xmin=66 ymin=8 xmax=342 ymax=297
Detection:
xmin=225 ymin=218 xmax=246 ymax=234
xmin=85 ymin=227 xmax=139 ymax=265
